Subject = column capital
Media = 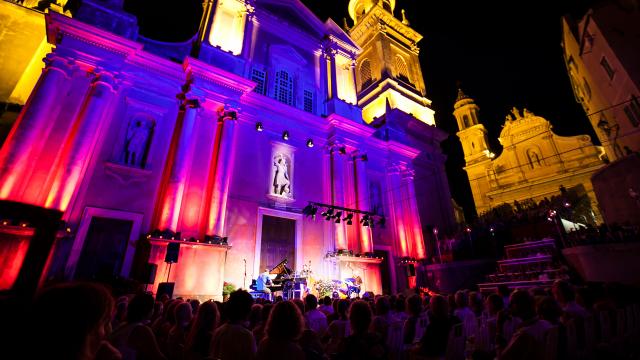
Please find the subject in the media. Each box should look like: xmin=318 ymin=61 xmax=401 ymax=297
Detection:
xmin=401 ymin=167 xmax=416 ymax=180
xmin=351 ymin=150 xmax=368 ymax=162
xmin=216 ymin=104 xmax=238 ymax=122
xmin=42 ymin=54 xmax=75 ymax=77
xmin=89 ymin=69 xmax=119 ymax=91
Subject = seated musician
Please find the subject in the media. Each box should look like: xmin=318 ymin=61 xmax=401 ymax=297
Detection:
xmin=256 ymin=268 xmax=272 ymax=294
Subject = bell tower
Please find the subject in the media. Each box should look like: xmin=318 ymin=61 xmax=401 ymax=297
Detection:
xmin=453 ymin=88 xmax=493 ymax=164
xmin=347 ymin=0 xmax=435 ymax=125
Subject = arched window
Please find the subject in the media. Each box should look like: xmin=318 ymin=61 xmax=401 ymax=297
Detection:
xmin=463 ymin=114 xmax=470 ymax=128
xmin=527 ymin=149 xmax=543 ymax=169
xmin=395 ymin=55 xmax=410 ymax=82
xmin=360 ymin=59 xmax=372 ymax=89
xmin=275 ymin=70 xmax=293 ymax=106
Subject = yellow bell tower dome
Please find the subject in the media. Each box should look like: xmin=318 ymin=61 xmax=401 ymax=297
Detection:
xmin=348 ymin=0 xmax=395 ymax=24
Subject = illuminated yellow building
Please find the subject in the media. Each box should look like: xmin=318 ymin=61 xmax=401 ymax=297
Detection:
xmin=454 ymin=89 xmax=606 ymax=218
xmin=347 ymin=0 xmax=435 ymax=125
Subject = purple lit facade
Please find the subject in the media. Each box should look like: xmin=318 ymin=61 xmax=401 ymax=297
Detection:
xmin=0 ymin=0 xmax=454 ymax=299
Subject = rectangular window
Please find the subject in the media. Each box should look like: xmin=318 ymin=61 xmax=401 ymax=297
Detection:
xmin=251 ymin=69 xmax=266 ymax=95
xmin=624 ymin=96 xmax=640 ymax=127
xmin=303 ymin=90 xmax=313 ymax=113
xmin=600 ymin=56 xmax=615 ymax=80
xmin=275 ymin=70 xmax=293 ymax=106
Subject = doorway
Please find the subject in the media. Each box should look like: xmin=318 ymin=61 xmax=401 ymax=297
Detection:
xmin=259 ymin=215 xmax=296 ymax=272
xmin=374 ymin=249 xmax=392 ymax=295
xmin=74 ymin=217 xmax=133 ymax=280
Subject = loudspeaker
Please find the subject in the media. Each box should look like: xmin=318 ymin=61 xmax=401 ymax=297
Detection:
xmin=406 ymin=263 xmax=416 ymax=277
xmin=140 ymin=263 xmax=157 ymax=284
xmin=157 ymin=282 xmax=175 ymax=300
xmin=164 ymin=242 xmax=180 ymax=263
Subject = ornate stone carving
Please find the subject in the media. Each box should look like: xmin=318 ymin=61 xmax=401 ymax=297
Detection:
xmin=272 ymin=153 xmax=291 ymax=196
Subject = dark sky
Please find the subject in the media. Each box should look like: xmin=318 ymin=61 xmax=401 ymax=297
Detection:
xmin=125 ymin=0 xmax=600 ymax=220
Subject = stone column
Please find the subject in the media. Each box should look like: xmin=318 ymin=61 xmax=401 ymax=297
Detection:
xmin=354 ymin=153 xmax=373 ymax=254
xmin=327 ymin=49 xmax=339 ymax=100
xmin=158 ymin=99 xmax=200 ymax=232
xmin=241 ymin=8 xmax=255 ymax=59
xmin=48 ymin=70 xmax=118 ymax=211
xmin=331 ymin=145 xmax=348 ymax=250
xmin=350 ymin=59 xmax=358 ymax=103
xmin=386 ymin=164 xmax=410 ymax=257
xmin=0 ymin=54 xmax=73 ymax=199
xmin=207 ymin=106 xmax=239 ymax=236
xmin=402 ymin=168 xmax=426 ymax=259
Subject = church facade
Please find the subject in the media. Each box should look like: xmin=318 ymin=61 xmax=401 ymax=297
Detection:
xmin=0 ymin=0 xmax=454 ymax=299
xmin=454 ymin=90 xmax=605 ymax=219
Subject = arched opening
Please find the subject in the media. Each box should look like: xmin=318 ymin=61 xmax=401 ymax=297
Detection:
xmin=359 ymin=59 xmax=373 ymax=89
xmin=395 ymin=55 xmax=410 ymax=83
xmin=463 ymin=114 xmax=470 ymax=128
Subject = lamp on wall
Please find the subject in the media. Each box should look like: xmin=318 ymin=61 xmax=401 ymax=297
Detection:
xmin=256 ymin=122 xmax=264 ymax=132
xmin=306 ymin=139 xmax=314 ymax=148
xmin=282 ymin=131 xmax=289 ymax=140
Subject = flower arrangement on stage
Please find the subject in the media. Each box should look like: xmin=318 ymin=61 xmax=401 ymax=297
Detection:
xmin=314 ymin=279 xmax=336 ymax=298
xmin=222 ymin=281 xmax=236 ymax=300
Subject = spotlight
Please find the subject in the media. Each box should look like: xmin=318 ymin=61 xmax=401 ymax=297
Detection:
xmin=338 ymin=146 xmax=346 ymax=154
xmin=282 ymin=131 xmax=289 ymax=140
xmin=256 ymin=122 xmax=264 ymax=132
xmin=333 ymin=211 xmax=342 ymax=223
xmin=302 ymin=204 xmax=318 ymax=219
xmin=343 ymin=213 xmax=354 ymax=225
xmin=306 ymin=139 xmax=314 ymax=148
xmin=361 ymin=214 xmax=370 ymax=227
xmin=433 ymin=227 xmax=439 ymax=235
xmin=377 ymin=216 xmax=386 ymax=228
xmin=321 ymin=208 xmax=334 ymax=220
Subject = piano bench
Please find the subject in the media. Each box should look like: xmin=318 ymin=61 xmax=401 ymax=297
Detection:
xmin=249 ymin=290 xmax=271 ymax=301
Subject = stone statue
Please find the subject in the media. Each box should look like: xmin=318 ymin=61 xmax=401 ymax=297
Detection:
xmin=511 ymin=107 xmax=521 ymax=119
xmin=273 ymin=154 xmax=290 ymax=196
xmin=125 ymin=118 xmax=152 ymax=167
xmin=505 ymin=113 xmax=513 ymax=122
xmin=523 ymin=108 xmax=534 ymax=118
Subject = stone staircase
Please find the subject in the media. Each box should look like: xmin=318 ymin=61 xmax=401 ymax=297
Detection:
xmin=478 ymin=238 xmax=569 ymax=293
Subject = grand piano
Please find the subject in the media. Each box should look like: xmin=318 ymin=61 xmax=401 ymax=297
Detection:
xmin=251 ymin=258 xmax=306 ymax=299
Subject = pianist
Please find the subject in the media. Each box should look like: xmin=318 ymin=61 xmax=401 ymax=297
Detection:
xmin=256 ymin=268 xmax=272 ymax=295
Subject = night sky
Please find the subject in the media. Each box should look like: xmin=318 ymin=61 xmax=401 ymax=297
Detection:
xmin=125 ymin=0 xmax=601 ymax=220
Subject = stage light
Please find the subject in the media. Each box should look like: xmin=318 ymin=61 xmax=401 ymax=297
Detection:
xmin=361 ymin=214 xmax=370 ymax=227
xmin=343 ymin=213 xmax=353 ymax=225
xmin=306 ymin=139 xmax=314 ymax=148
xmin=377 ymin=216 xmax=386 ymax=228
xmin=256 ymin=122 xmax=263 ymax=131
xmin=321 ymin=208 xmax=334 ymax=220
xmin=282 ymin=131 xmax=289 ymax=140
xmin=302 ymin=204 xmax=318 ymax=219
xmin=333 ymin=211 xmax=342 ymax=223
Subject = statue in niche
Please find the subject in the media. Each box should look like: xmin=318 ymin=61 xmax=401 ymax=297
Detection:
xmin=124 ymin=117 xmax=153 ymax=167
xmin=505 ymin=113 xmax=513 ymax=122
xmin=273 ymin=154 xmax=291 ymax=196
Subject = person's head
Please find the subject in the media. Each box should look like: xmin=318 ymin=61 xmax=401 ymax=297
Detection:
xmin=260 ymin=303 xmax=273 ymax=323
xmin=395 ymin=295 xmax=406 ymax=313
xmin=406 ymin=295 xmax=422 ymax=316
xmin=349 ymin=300 xmax=372 ymax=334
xmin=114 ymin=300 xmax=128 ymax=321
xmin=127 ymin=292 xmax=155 ymax=323
xmin=265 ymin=300 xmax=304 ymax=341
xmin=163 ymin=299 xmax=183 ymax=325
xmin=509 ymin=290 xmax=536 ymax=320
xmin=335 ymin=299 xmax=349 ymax=320
xmin=174 ymin=302 xmax=193 ymax=328
xmin=429 ymin=295 xmax=449 ymax=319
xmin=485 ymin=293 xmax=504 ymax=315
xmin=375 ymin=296 xmax=390 ymax=316
xmin=30 ymin=282 xmax=114 ymax=360
xmin=186 ymin=300 xmax=218 ymax=350
xmin=152 ymin=301 xmax=163 ymax=320
xmin=323 ymin=296 xmax=332 ymax=306
xmin=304 ymin=294 xmax=318 ymax=311
xmin=227 ymin=289 xmax=254 ymax=322
xmin=468 ymin=291 xmax=483 ymax=314
xmin=190 ymin=299 xmax=200 ymax=314
xmin=249 ymin=304 xmax=263 ymax=328
xmin=264 ymin=268 xmax=269 ymax=274
xmin=552 ymin=280 xmax=575 ymax=304
xmin=537 ymin=296 xmax=562 ymax=324
xmin=454 ymin=290 xmax=469 ymax=309
xmin=497 ymin=285 xmax=511 ymax=298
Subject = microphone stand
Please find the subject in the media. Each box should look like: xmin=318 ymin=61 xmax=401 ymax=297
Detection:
xmin=243 ymin=259 xmax=247 ymax=290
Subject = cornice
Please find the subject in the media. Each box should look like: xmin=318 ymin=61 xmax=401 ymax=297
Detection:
xmin=183 ymin=57 xmax=255 ymax=96
xmin=349 ymin=6 xmax=422 ymax=46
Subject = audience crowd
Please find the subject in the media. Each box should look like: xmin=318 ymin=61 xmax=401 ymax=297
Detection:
xmin=17 ymin=279 xmax=640 ymax=360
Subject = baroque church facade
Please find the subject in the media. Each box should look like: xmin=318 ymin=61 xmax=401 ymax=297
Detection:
xmin=0 ymin=0 xmax=455 ymax=298
xmin=453 ymin=89 xmax=605 ymax=220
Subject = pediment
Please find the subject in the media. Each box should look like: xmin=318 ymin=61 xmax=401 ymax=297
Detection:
xmin=259 ymin=0 xmax=327 ymax=38
xmin=269 ymin=44 xmax=307 ymax=66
